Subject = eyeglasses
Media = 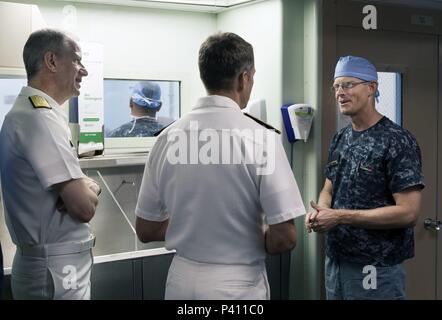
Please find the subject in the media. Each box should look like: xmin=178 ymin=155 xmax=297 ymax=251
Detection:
xmin=331 ymin=81 xmax=370 ymax=92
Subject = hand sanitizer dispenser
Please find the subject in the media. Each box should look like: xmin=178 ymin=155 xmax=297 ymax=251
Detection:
xmin=281 ymin=104 xmax=314 ymax=142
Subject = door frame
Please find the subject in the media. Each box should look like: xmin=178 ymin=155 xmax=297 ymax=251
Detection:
xmin=438 ymin=36 xmax=442 ymax=300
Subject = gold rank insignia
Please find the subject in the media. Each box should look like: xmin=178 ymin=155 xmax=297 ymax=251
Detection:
xmin=29 ymin=95 xmax=51 ymax=109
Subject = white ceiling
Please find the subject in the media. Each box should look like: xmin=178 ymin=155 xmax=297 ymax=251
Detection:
xmin=133 ymin=0 xmax=256 ymax=6
xmin=53 ymin=0 xmax=264 ymax=13
xmin=11 ymin=0 xmax=442 ymax=13
xmin=63 ymin=0 xmax=442 ymax=10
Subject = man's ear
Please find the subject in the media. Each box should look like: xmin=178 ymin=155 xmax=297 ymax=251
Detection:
xmin=237 ymin=71 xmax=246 ymax=91
xmin=43 ymin=51 xmax=57 ymax=73
xmin=368 ymin=81 xmax=378 ymax=97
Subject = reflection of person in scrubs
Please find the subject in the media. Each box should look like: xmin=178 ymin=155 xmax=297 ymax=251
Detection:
xmin=0 ymin=29 xmax=100 ymax=300
xmin=108 ymin=82 xmax=171 ymax=137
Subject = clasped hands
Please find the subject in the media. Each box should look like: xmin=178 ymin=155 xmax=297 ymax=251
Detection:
xmin=305 ymin=201 xmax=341 ymax=233
xmin=84 ymin=177 xmax=101 ymax=196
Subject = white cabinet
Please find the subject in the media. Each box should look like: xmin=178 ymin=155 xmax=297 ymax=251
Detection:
xmin=0 ymin=2 xmax=45 ymax=71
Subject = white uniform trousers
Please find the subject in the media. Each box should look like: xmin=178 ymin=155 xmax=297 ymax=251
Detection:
xmin=165 ymin=254 xmax=270 ymax=300
xmin=11 ymin=249 xmax=93 ymax=300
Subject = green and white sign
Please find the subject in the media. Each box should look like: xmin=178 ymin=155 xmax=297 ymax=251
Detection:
xmin=77 ymin=42 xmax=104 ymax=156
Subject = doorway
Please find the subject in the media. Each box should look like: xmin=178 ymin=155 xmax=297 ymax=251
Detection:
xmin=336 ymin=27 xmax=438 ymax=299
xmin=322 ymin=0 xmax=442 ymax=299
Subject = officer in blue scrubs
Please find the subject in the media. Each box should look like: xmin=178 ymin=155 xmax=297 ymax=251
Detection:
xmin=305 ymin=56 xmax=424 ymax=299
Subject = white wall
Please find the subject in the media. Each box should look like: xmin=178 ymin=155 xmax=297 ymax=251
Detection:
xmin=32 ymin=0 xmax=217 ymax=114
xmin=217 ymin=0 xmax=283 ymax=129
xmin=3 ymin=0 xmax=323 ymax=299
xmin=2 ymin=0 xmax=284 ymax=122
xmin=281 ymin=0 xmax=322 ymax=300
xmin=0 ymin=1 xmax=45 ymax=73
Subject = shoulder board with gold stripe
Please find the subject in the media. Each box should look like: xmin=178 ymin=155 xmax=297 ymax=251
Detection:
xmin=154 ymin=121 xmax=176 ymax=137
xmin=244 ymin=112 xmax=281 ymax=134
xmin=29 ymin=95 xmax=51 ymax=109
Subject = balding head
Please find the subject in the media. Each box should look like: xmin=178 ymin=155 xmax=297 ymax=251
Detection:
xmin=23 ymin=28 xmax=77 ymax=81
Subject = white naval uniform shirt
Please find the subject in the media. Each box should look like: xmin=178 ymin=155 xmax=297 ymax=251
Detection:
xmin=0 ymin=86 xmax=90 ymax=248
xmin=136 ymin=95 xmax=305 ymax=265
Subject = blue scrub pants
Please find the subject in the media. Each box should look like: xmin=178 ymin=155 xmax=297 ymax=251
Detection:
xmin=325 ymin=255 xmax=406 ymax=300
xmin=0 ymin=242 xmax=3 ymax=299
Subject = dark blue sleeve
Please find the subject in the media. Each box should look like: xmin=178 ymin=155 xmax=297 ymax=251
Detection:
xmin=0 ymin=242 xmax=3 ymax=298
xmin=386 ymin=134 xmax=425 ymax=194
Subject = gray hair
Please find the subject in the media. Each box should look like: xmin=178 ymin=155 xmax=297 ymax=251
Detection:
xmin=23 ymin=28 xmax=76 ymax=80
xmin=198 ymin=32 xmax=254 ymax=92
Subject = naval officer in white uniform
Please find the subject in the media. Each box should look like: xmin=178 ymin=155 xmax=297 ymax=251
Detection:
xmin=0 ymin=29 xmax=100 ymax=300
xmin=135 ymin=32 xmax=305 ymax=300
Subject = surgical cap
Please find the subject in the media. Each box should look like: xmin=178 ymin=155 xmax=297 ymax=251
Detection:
xmin=334 ymin=55 xmax=380 ymax=100
xmin=131 ymin=82 xmax=162 ymax=109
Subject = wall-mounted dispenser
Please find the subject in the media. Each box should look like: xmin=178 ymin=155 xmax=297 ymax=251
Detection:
xmin=281 ymin=103 xmax=314 ymax=142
